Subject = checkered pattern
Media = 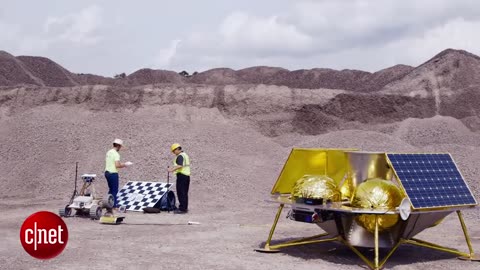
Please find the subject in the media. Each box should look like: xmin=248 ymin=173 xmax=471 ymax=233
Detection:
xmin=117 ymin=181 xmax=173 ymax=212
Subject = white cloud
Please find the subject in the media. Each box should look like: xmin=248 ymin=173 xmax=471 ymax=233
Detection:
xmin=43 ymin=5 xmax=103 ymax=45
xmin=11 ymin=5 xmax=104 ymax=56
xmin=292 ymin=0 xmax=479 ymax=36
xmin=0 ymin=21 xmax=20 ymax=43
xmin=218 ymin=12 xmax=312 ymax=54
xmin=3 ymin=0 xmax=480 ymax=75
xmin=153 ymin=39 xmax=181 ymax=69
xmin=295 ymin=18 xmax=480 ymax=72
xmin=384 ymin=18 xmax=480 ymax=66
xmin=168 ymin=0 xmax=480 ymax=72
xmin=18 ymin=36 xmax=50 ymax=53
xmin=184 ymin=11 xmax=313 ymax=58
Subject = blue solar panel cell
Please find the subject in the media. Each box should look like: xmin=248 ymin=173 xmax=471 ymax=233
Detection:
xmin=387 ymin=153 xmax=477 ymax=209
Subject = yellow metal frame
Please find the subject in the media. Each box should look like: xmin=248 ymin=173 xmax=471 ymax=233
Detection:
xmin=257 ymin=207 xmax=478 ymax=269
xmin=270 ymin=148 xmax=357 ymax=195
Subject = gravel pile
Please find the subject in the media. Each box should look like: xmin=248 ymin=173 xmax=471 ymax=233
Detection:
xmin=266 ymin=68 xmax=369 ymax=90
xmin=290 ymin=93 xmax=438 ymax=135
xmin=440 ymin=86 xmax=480 ymax=118
xmin=189 ymin=68 xmax=243 ymax=85
xmin=1 ymin=48 xmax=480 ymax=270
xmin=358 ymin=64 xmax=414 ymax=92
xmin=2 ymin=49 xmax=480 ymax=96
xmin=16 ymin=56 xmax=78 ymax=87
xmin=394 ymin=115 xmax=480 ymax=147
xmin=1 ymin=85 xmax=480 ymax=205
xmin=188 ymin=65 xmax=412 ymax=91
xmin=0 ymin=51 xmax=39 ymax=86
xmin=123 ymin=68 xmax=185 ymax=86
xmin=236 ymin=66 xmax=288 ymax=84
xmin=382 ymin=49 xmax=480 ymax=96
xmin=72 ymin=73 xmax=114 ymax=85
xmin=2 ymin=82 xmax=479 ymax=137
xmin=0 ymin=104 xmax=286 ymax=209
xmin=1 ymin=81 xmax=480 ymax=270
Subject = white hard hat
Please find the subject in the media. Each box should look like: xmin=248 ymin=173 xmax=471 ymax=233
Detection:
xmin=113 ymin=138 xmax=124 ymax=146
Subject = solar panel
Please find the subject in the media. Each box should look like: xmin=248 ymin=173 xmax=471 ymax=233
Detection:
xmin=387 ymin=153 xmax=477 ymax=209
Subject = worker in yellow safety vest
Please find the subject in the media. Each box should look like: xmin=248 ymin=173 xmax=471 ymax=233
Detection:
xmin=104 ymin=138 xmax=133 ymax=211
xmin=168 ymin=143 xmax=190 ymax=214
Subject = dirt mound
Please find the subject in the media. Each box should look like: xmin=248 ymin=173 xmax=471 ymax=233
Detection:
xmin=291 ymin=93 xmax=436 ymax=135
xmin=6 ymin=83 xmax=480 ymax=138
xmin=2 ymin=103 xmax=479 ymax=202
xmin=394 ymin=115 xmax=480 ymax=146
xmin=300 ymin=129 xmax=418 ymax=152
xmin=268 ymin=68 xmax=370 ymax=90
xmin=324 ymin=93 xmax=436 ymax=122
xmin=124 ymin=68 xmax=185 ymax=85
xmin=292 ymin=106 xmax=342 ymax=135
xmin=189 ymin=68 xmax=243 ymax=85
xmin=17 ymin=56 xmax=78 ymax=87
xmin=0 ymin=104 xmax=284 ymax=204
xmin=189 ymin=67 xmax=375 ymax=90
xmin=0 ymin=84 xmax=347 ymax=138
xmin=359 ymin=64 xmax=414 ymax=92
xmin=1 ymin=84 xmax=456 ymax=137
xmin=235 ymin=66 xmax=288 ymax=84
xmin=73 ymin=73 xmax=115 ymax=85
xmin=461 ymin=116 xmax=480 ymax=132
xmin=0 ymin=51 xmax=41 ymax=86
xmin=191 ymin=65 xmax=412 ymax=91
xmin=3 ymin=49 xmax=480 ymax=93
xmin=439 ymin=86 xmax=480 ymax=119
xmin=381 ymin=49 xmax=480 ymax=97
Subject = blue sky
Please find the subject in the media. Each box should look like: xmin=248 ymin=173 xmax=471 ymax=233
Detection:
xmin=1 ymin=0 xmax=479 ymax=76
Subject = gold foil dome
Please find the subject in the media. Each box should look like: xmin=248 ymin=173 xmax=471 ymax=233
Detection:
xmin=292 ymin=175 xmax=341 ymax=201
xmin=352 ymin=178 xmax=404 ymax=233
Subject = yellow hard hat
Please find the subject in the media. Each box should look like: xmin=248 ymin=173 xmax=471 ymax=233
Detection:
xmin=171 ymin=143 xmax=181 ymax=152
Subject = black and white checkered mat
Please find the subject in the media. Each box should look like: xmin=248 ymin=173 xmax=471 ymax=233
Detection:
xmin=116 ymin=181 xmax=173 ymax=212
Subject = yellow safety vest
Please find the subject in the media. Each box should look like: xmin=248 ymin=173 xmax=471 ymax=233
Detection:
xmin=173 ymin=152 xmax=190 ymax=176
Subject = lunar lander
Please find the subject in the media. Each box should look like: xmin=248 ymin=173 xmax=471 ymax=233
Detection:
xmin=256 ymin=149 xmax=479 ymax=269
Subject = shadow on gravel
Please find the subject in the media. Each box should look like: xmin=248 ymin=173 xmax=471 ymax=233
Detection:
xmin=257 ymin=238 xmax=457 ymax=268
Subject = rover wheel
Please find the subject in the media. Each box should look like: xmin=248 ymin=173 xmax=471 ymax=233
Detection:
xmin=102 ymin=194 xmax=114 ymax=209
xmin=89 ymin=205 xmax=102 ymax=220
xmin=59 ymin=205 xmax=71 ymax=217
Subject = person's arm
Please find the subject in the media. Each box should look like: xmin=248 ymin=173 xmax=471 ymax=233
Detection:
xmin=169 ymin=165 xmax=182 ymax=172
xmin=168 ymin=155 xmax=184 ymax=172
xmin=115 ymin=160 xmax=127 ymax=169
xmin=114 ymin=152 xmax=129 ymax=168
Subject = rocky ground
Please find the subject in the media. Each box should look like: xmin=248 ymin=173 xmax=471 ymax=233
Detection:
xmin=0 ymin=101 xmax=479 ymax=270
xmin=1 ymin=48 xmax=480 ymax=269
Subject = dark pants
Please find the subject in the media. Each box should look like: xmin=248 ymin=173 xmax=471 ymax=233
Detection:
xmin=176 ymin=173 xmax=190 ymax=211
xmin=105 ymin=171 xmax=119 ymax=207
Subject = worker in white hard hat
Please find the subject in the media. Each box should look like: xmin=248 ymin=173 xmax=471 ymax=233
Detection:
xmin=105 ymin=139 xmax=133 ymax=211
xmin=168 ymin=143 xmax=191 ymax=214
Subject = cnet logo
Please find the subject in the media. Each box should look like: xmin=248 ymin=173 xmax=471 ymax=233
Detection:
xmin=20 ymin=211 xmax=69 ymax=259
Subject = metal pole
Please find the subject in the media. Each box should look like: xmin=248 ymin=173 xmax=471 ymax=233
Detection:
xmin=457 ymin=210 xmax=475 ymax=257
xmin=270 ymin=237 xmax=337 ymax=249
xmin=167 ymin=167 xmax=171 ymax=213
xmin=265 ymin=204 xmax=284 ymax=250
xmin=167 ymin=166 xmax=170 ymax=185
xmin=70 ymin=162 xmax=79 ymax=204
xmin=374 ymin=215 xmax=379 ymax=269
xmin=74 ymin=162 xmax=78 ymax=194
